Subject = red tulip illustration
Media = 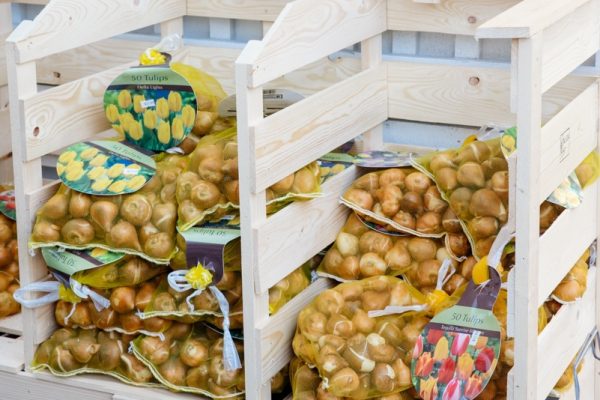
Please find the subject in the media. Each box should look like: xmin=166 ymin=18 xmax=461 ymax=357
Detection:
xmin=475 ymin=347 xmax=495 ymax=374
xmin=413 ymin=335 xmax=423 ymax=359
xmin=438 ymin=357 xmax=456 ymax=385
xmin=415 ymin=352 xmax=435 ymax=377
xmin=427 ymin=329 xmax=444 ymax=346
xmin=464 ymin=375 xmax=484 ymax=399
xmin=442 ymin=378 xmax=462 ymax=400
xmin=450 ymin=333 xmax=470 ymax=356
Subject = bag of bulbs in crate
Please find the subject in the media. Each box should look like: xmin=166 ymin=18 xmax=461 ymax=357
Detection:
xmin=33 ymin=327 xmax=161 ymax=386
xmin=30 ymin=152 xmax=186 ymax=264
xmin=132 ymin=322 xmax=244 ymax=398
xmin=317 ymin=212 xmax=468 ymax=282
xmin=176 ymin=125 xmax=322 ymax=231
xmin=0 ymin=195 xmax=20 ymax=317
xmin=292 ymin=276 xmax=430 ymax=399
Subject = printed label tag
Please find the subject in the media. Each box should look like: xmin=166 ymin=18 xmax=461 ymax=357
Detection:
xmin=218 ymin=89 xmax=304 ymax=117
xmin=42 ymin=247 xmax=125 ymax=276
xmin=355 ymin=150 xmax=414 ymax=168
xmin=0 ymin=189 xmax=16 ymax=221
xmin=179 ymin=220 xmax=241 ymax=284
xmin=57 ymin=140 xmax=156 ymax=196
xmin=104 ymin=66 xmax=197 ymax=151
xmin=411 ymin=267 xmax=502 ymax=400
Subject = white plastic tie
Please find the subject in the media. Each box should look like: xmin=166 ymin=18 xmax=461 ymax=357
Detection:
xmin=436 ymin=259 xmax=455 ymax=290
xmin=488 ymin=227 xmax=515 ymax=269
xmin=70 ymin=278 xmax=110 ymax=312
xmin=209 ymin=286 xmax=242 ymax=371
xmin=167 ymin=270 xmax=204 ymax=312
xmin=13 ymin=281 xmax=61 ymax=308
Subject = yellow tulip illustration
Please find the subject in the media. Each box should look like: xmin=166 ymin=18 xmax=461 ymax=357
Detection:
xmin=128 ymin=121 xmax=144 ymax=141
xmin=112 ymin=124 xmax=125 ymax=139
xmin=89 ymin=154 xmax=109 ymax=168
xmin=133 ymin=94 xmax=146 ymax=114
xmin=107 ymin=163 xmax=125 ymax=179
xmin=66 ymin=169 xmax=84 ymax=182
xmin=87 ymin=166 xmax=106 ymax=180
xmin=143 ymin=109 xmax=157 ymax=130
xmin=168 ymin=91 xmax=182 ymax=112
xmin=433 ymin=336 xmax=449 ymax=361
xmin=58 ymin=151 xmax=77 ymax=165
xmin=108 ymin=180 xmax=127 ymax=193
xmin=182 ymin=105 xmax=196 ymax=128
xmin=56 ymin=164 xmax=66 ymax=176
xmin=127 ymin=176 xmax=147 ymax=191
xmin=80 ymin=147 xmax=99 ymax=161
xmin=172 ymin=116 xmax=184 ymax=140
xmin=157 ymin=121 xmax=171 ymax=144
xmin=92 ymin=178 xmax=112 ymax=192
xmin=118 ymin=90 xmax=132 ymax=109
xmin=123 ymin=164 xmax=141 ymax=176
xmin=456 ymin=352 xmax=474 ymax=380
xmin=119 ymin=113 xmax=135 ymax=133
xmin=105 ymin=104 xmax=120 ymax=123
xmin=156 ymin=98 xmax=170 ymax=119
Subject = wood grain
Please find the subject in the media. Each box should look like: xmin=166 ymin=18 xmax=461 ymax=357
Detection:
xmin=540 ymin=1 xmax=600 ymax=92
xmin=258 ymin=278 xmax=334 ymax=382
xmin=389 ymin=0 xmax=519 ymax=35
xmin=537 ymin=268 xmax=596 ymax=399
xmin=256 ymin=166 xmax=358 ymax=293
xmin=244 ymin=0 xmax=386 ymax=87
xmin=11 ymin=0 xmax=186 ymax=63
xmin=0 ymin=312 xmax=23 ymax=336
xmin=538 ymin=183 xmax=597 ymax=307
xmin=539 ymin=82 xmax=599 ymax=201
xmin=477 ymin=0 xmax=590 ymax=38
xmin=0 ymin=337 xmax=24 ymax=374
xmin=252 ymin=65 xmax=387 ymax=192
xmin=187 ymin=0 xmax=290 ymax=21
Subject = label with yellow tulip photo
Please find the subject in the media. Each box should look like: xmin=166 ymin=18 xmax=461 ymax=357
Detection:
xmin=41 ymin=246 xmax=125 ymax=276
xmin=411 ymin=267 xmax=501 ymax=400
xmin=0 ymin=189 xmax=16 ymax=221
xmin=56 ymin=141 xmax=156 ymax=196
xmin=104 ymin=66 xmax=197 ymax=151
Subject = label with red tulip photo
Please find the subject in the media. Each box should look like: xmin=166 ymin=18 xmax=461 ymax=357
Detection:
xmin=0 ymin=190 xmax=16 ymax=221
xmin=411 ymin=267 xmax=502 ymax=400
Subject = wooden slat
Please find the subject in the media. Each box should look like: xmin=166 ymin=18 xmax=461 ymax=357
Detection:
xmin=537 ymin=182 xmax=598 ymax=307
xmin=388 ymin=0 xmax=520 ymax=35
xmin=559 ymin=351 xmax=595 ymax=400
xmin=9 ymin=0 xmax=186 ymax=63
xmin=258 ymin=278 xmax=333 ymax=383
xmin=0 ymin=313 xmax=23 ymax=336
xmin=0 ymin=371 xmax=112 ymax=400
xmin=539 ymin=82 xmax=599 ymax=202
xmin=36 ymin=38 xmax=154 ymax=85
xmin=537 ymin=268 xmax=596 ymax=400
xmin=187 ymin=0 xmax=289 ymax=21
xmin=540 ymin=1 xmax=600 ymax=93
xmin=241 ymin=0 xmax=386 ymax=87
xmin=476 ymin=0 xmax=590 ymax=39
xmin=0 ymin=336 xmax=24 ymax=374
xmin=252 ymin=66 xmax=386 ymax=192
xmin=22 ymin=64 xmax=130 ymax=161
xmin=256 ymin=166 xmax=358 ymax=293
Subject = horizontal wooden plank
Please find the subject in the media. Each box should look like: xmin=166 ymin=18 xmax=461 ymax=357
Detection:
xmin=476 ymin=0 xmax=590 ymax=39
xmin=540 ymin=1 xmax=600 ymax=93
xmin=22 ymin=64 xmax=130 ymax=161
xmin=0 ymin=313 xmax=23 ymax=336
xmin=252 ymin=65 xmax=387 ymax=192
xmin=256 ymin=165 xmax=358 ymax=293
xmin=0 ymin=336 xmax=24 ymax=374
xmin=258 ymin=278 xmax=333 ymax=382
xmin=540 ymin=82 xmax=599 ymax=201
xmin=388 ymin=60 xmax=596 ymax=127
xmin=0 ymin=371 xmax=111 ymax=400
xmin=187 ymin=0 xmax=289 ymax=21
xmin=537 ymin=182 xmax=598 ymax=306
xmin=36 ymin=38 xmax=154 ymax=86
xmin=9 ymin=0 xmax=186 ymax=63
xmin=388 ymin=0 xmax=520 ymax=35
xmin=537 ymin=268 xmax=596 ymax=399
xmin=240 ymin=0 xmax=386 ymax=87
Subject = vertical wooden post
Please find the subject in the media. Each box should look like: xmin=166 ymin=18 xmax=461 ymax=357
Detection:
xmin=513 ymin=33 xmax=542 ymax=400
xmin=0 ymin=2 xmax=13 ymax=182
xmin=6 ymin=39 xmax=42 ymax=368
xmin=360 ymin=34 xmax=384 ymax=150
xmin=236 ymin=57 xmax=271 ymax=400
xmin=595 ymin=78 xmax=600 ymax=400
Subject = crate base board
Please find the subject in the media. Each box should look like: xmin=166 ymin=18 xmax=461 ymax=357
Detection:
xmin=0 ymin=335 xmax=24 ymax=373
xmin=0 ymin=370 xmax=211 ymax=400
xmin=0 ymin=313 xmax=23 ymax=336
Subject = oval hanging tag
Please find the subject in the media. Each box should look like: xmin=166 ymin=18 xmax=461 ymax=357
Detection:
xmin=56 ymin=140 xmax=156 ymax=196
xmin=42 ymin=247 xmax=125 ymax=276
xmin=0 ymin=188 xmax=16 ymax=221
xmin=411 ymin=267 xmax=502 ymax=400
xmin=104 ymin=65 xmax=197 ymax=151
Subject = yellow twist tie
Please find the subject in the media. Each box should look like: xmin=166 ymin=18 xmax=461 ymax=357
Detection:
xmin=185 ymin=264 xmax=213 ymax=290
xmin=460 ymin=134 xmax=478 ymax=149
xmin=139 ymin=49 xmax=167 ymax=66
xmin=427 ymin=289 xmax=450 ymax=315
xmin=58 ymin=285 xmax=81 ymax=304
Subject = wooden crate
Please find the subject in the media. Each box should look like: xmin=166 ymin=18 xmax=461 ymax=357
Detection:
xmin=235 ymin=0 xmax=600 ymax=399
xmin=5 ymin=0 xmax=600 ymax=399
